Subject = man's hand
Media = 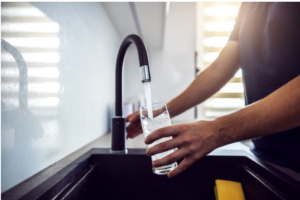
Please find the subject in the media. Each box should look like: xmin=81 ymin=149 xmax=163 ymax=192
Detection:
xmin=144 ymin=121 xmax=219 ymax=178
xmin=126 ymin=107 xmax=167 ymax=139
xmin=126 ymin=111 xmax=143 ymax=139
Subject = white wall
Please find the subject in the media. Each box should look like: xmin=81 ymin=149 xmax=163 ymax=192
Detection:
xmin=1 ymin=2 xmax=120 ymax=192
xmin=123 ymin=2 xmax=196 ymax=121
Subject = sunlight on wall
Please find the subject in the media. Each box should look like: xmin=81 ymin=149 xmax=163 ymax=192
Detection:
xmin=1 ymin=3 xmax=60 ymax=116
xmin=204 ymin=5 xmax=240 ymax=16
xmin=1 ymin=2 xmax=119 ymax=192
xmin=1 ymin=2 xmax=61 ymax=191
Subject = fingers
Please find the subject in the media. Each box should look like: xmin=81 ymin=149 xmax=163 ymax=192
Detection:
xmin=146 ymin=137 xmax=182 ymax=156
xmin=126 ymin=112 xmax=135 ymax=122
xmin=145 ymin=126 xmax=180 ymax=145
xmin=127 ymin=127 xmax=142 ymax=139
xmin=126 ymin=111 xmax=142 ymax=139
xmin=126 ymin=111 xmax=140 ymax=122
xmin=151 ymin=148 xmax=185 ymax=168
xmin=126 ymin=121 xmax=140 ymax=133
xmin=129 ymin=132 xmax=141 ymax=139
xmin=168 ymin=157 xmax=194 ymax=178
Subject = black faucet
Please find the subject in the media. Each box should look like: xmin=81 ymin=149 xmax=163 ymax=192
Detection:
xmin=111 ymin=34 xmax=151 ymax=153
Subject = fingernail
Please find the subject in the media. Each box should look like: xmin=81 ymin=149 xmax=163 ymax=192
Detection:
xmin=168 ymin=173 xmax=172 ymax=178
xmin=152 ymin=161 xmax=157 ymax=166
xmin=145 ymin=149 xmax=149 ymax=155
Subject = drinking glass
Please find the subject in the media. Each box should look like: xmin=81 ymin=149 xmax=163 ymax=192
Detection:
xmin=140 ymin=102 xmax=178 ymax=175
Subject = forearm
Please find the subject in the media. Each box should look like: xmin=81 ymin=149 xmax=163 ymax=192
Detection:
xmin=167 ymin=41 xmax=240 ymax=118
xmin=213 ymin=75 xmax=300 ymax=147
xmin=167 ymin=66 xmax=230 ymax=118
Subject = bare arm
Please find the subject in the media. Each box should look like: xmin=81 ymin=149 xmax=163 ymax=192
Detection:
xmin=214 ymin=74 xmax=300 ymax=145
xmin=126 ymin=41 xmax=240 ymax=138
xmin=167 ymin=41 xmax=240 ymax=118
xmin=145 ymin=75 xmax=300 ymax=178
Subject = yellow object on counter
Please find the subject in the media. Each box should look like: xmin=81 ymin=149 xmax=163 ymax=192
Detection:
xmin=214 ymin=179 xmax=246 ymax=200
xmin=214 ymin=186 xmax=218 ymax=200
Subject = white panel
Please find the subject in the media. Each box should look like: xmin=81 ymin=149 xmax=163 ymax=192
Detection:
xmin=101 ymin=2 xmax=138 ymax=38
xmin=134 ymin=2 xmax=165 ymax=49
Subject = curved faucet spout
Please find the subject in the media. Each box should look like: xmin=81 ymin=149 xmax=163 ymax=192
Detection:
xmin=111 ymin=34 xmax=151 ymax=153
xmin=115 ymin=34 xmax=151 ymax=117
xmin=116 ymin=34 xmax=149 ymax=76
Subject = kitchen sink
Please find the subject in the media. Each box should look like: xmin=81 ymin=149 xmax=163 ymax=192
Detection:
xmin=2 ymin=149 xmax=300 ymax=200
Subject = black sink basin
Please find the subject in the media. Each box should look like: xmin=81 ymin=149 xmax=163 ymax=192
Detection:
xmin=2 ymin=149 xmax=300 ymax=200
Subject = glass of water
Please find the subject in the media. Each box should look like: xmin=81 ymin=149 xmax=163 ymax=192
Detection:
xmin=140 ymin=102 xmax=178 ymax=175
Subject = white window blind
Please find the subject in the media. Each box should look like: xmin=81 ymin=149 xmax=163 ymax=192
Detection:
xmin=197 ymin=2 xmax=244 ymax=118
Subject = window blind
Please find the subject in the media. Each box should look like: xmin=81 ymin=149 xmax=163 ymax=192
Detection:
xmin=197 ymin=2 xmax=244 ymax=118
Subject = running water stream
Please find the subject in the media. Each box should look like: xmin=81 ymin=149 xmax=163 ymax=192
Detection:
xmin=144 ymin=82 xmax=153 ymax=119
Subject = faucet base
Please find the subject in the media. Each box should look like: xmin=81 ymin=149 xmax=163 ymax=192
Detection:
xmin=111 ymin=117 xmax=126 ymax=151
xmin=109 ymin=149 xmax=128 ymax=154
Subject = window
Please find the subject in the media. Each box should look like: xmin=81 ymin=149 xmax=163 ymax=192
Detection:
xmin=196 ymin=2 xmax=244 ymax=118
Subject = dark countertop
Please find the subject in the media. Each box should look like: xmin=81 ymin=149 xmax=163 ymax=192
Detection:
xmin=3 ymin=133 xmax=300 ymax=199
